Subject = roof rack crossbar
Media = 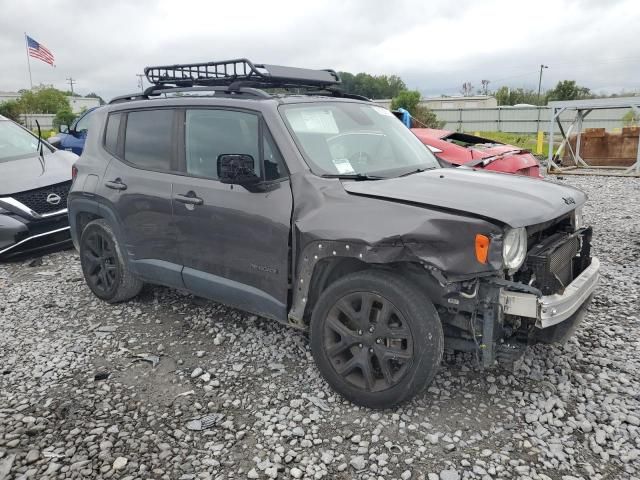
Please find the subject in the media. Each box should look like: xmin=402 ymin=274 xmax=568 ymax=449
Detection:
xmin=143 ymin=58 xmax=341 ymax=91
xmin=109 ymin=93 xmax=149 ymax=104
xmin=144 ymin=85 xmax=271 ymax=99
xmin=108 ymin=86 xmax=271 ymax=104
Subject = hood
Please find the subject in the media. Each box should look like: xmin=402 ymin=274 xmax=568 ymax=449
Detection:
xmin=0 ymin=149 xmax=77 ymax=196
xmin=342 ymin=168 xmax=586 ymax=228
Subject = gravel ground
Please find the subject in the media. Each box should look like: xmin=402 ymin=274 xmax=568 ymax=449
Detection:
xmin=1 ymin=175 xmax=639 ymax=480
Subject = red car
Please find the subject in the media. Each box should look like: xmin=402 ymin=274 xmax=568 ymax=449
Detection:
xmin=411 ymin=128 xmax=542 ymax=178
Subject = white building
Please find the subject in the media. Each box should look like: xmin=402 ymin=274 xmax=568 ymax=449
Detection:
xmin=67 ymin=96 xmax=100 ymax=113
xmin=373 ymin=95 xmax=498 ymax=110
xmin=0 ymin=91 xmax=20 ymax=103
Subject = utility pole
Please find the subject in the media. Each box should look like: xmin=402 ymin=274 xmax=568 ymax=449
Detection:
xmin=536 ymin=64 xmax=549 ymax=154
xmin=537 ymin=65 xmax=548 ymax=107
xmin=66 ymin=77 xmax=76 ymax=95
xmin=136 ymin=74 xmax=145 ymax=93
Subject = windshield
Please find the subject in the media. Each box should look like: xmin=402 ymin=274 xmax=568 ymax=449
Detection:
xmin=0 ymin=119 xmax=48 ymax=163
xmin=280 ymin=102 xmax=440 ymax=178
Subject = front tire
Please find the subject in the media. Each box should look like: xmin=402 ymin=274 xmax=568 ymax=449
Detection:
xmin=79 ymin=219 xmax=143 ymax=303
xmin=310 ymin=269 xmax=443 ymax=409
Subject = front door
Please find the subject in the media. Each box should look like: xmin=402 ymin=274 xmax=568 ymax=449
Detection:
xmin=172 ymin=108 xmax=293 ymax=320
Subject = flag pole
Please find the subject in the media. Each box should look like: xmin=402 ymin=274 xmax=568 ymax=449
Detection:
xmin=24 ymin=33 xmax=33 ymax=89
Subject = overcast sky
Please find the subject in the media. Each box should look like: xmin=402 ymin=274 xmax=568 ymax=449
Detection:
xmin=1 ymin=0 xmax=638 ymax=101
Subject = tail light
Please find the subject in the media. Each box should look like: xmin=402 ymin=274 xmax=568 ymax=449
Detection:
xmin=72 ymin=165 xmax=78 ymax=180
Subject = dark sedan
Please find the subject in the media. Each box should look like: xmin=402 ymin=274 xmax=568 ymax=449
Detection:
xmin=0 ymin=115 xmax=77 ymax=259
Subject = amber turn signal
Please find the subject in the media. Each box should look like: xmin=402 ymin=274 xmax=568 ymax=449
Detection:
xmin=475 ymin=234 xmax=490 ymax=264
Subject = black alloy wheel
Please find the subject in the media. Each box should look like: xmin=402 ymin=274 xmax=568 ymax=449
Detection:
xmin=79 ymin=219 xmax=143 ymax=303
xmin=323 ymin=292 xmax=414 ymax=392
xmin=81 ymin=229 xmax=118 ymax=296
xmin=310 ymin=270 xmax=443 ymax=409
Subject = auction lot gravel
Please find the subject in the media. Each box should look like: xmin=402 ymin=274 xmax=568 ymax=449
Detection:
xmin=1 ymin=176 xmax=639 ymax=480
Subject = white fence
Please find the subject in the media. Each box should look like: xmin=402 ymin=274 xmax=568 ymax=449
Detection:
xmin=432 ymin=106 xmax=634 ymax=133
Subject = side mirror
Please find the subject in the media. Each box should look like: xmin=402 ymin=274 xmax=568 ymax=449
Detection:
xmin=59 ymin=124 xmax=69 ymax=134
xmin=217 ymin=154 xmax=260 ymax=186
xmin=48 ymin=136 xmax=61 ymax=148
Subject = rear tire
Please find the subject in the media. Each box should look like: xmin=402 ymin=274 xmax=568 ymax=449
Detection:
xmin=310 ymin=269 xmax=443 ymax=409
xmin=79 ymin=219 xmax=143 ymax=303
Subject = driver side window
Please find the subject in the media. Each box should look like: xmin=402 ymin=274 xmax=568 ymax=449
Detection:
xmin=185 ymin=109 xmax=260 ymax=180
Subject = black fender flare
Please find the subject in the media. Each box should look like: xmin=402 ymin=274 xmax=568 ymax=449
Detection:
xmin=289 ymin=240 xmax=369 ymax=327
xmin=289 ymin=240 xmax=447 ymax=327
xmin=68 ymin=196 xmax=133 ymax=270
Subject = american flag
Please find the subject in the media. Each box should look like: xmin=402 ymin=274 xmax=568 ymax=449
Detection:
xmin=26 ymin=35 xmax=55 ymax=66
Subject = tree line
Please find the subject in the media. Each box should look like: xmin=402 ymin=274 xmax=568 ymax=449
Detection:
xmin=0 ymin=85 xmax=104 ymax=127
xmin=494 ymin=80 xmax=593 ymax=106
xmin=3 ymin=76 xmax=635 ymax=132
xmin=337 ymin=71 xmax=443 ymax=127
xmin=460 ymin=79 xmax=637 ymax=106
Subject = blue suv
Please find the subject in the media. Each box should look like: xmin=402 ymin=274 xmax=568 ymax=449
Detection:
xmin=50 ymin=107 xmax=98 ymax=155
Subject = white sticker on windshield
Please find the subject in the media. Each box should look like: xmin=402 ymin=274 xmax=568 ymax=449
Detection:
xmin=332 ymin=158 xmax=356 ymax=174
xmin=373 ymin=106 xmax=394 ymax=117
xmin=286 ymin=109 xmax=339 ymax=134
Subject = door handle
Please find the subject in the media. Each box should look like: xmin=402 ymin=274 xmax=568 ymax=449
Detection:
xmin=175 ymin=193 xmax=203 ymax=206
xmin=105 ymin=178 xmax=127 ymax=191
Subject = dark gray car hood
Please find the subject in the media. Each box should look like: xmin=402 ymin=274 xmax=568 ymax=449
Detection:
xmin=0 ymin=149 xmax=77 ymax=196
xmin=342 ymin=168 xmax=586 ymax=228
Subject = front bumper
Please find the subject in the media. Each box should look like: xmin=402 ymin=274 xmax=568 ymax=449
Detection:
xmin=0 ymin=211 xmax=71 ymax=259
xmin=499 ymin=256 xmax=600 ymax=329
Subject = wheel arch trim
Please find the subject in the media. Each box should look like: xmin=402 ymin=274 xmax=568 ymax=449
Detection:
xmin=69 ymin=197 xmax=132 ymax=270
xmin=289 ymin=240 xmax=445 ymax=327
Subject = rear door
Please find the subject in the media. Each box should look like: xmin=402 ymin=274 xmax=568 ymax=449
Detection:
xmin=98 ymin=108 xmax=183 ymax=288
xmin=171 ymin=107 xmax=293 ymax=320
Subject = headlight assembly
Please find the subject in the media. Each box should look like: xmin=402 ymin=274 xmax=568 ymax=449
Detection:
xmin=502 ymin=227 xmax=527 ymax=270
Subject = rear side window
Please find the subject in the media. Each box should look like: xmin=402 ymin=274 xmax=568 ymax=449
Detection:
xmin=104 ymin=113 xmax=121 ymax=154
xmin=124 ymin=110 xmax=173 ymax=171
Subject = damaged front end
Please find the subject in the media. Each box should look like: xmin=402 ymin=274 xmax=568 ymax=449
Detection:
xmin=287 ymin=171 xmax=598 ymax=369
xmin=436 ymin=219 xmax=598 ymax=368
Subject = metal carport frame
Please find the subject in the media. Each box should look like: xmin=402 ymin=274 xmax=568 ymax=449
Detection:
xmin=547 ymin=97 xmax=640 ymax=176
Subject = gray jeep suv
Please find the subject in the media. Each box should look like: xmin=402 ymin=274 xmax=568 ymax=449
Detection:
xmin=68 ymin=59 xmax=599 ymax=408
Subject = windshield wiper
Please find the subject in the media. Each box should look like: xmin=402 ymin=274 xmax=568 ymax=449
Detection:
xmin=321 ymin=173 xmax=384 ymax=181
xmin=397 ymin=167 xmax=434 ymax=178
xmin=35 ymin=119 xmax=45 ymax=174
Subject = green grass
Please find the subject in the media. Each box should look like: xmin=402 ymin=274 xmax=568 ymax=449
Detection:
xmin=30 ymin=128 xmax=57 ymax=139
xmin=474 ymin=131 xmax=558 ymax=156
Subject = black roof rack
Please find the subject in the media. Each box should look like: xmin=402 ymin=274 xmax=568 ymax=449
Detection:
xmin=144 ymin=58 xmax=341 ymax=91
xmin=108 ymin=59 xmax=371 ymax=104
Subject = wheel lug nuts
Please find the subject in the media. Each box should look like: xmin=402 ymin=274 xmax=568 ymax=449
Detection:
xmin=376 ymin=338 xmax=382 ymax=344
xmin=369 ymin=348 xmax=373 ymax=353
xmin=357 ymin=330 xmax=363 ymax=335
xmin=368 ymin=326 xmax=375 ymax=332
xmin=358 ymin=343 xmax=363 ymax=349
